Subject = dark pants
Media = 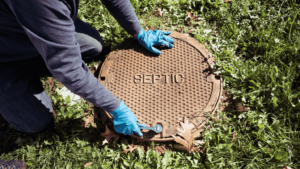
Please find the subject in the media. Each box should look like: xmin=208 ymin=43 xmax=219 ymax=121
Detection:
xmin=0 ymin=18 xmax=105 ymax=134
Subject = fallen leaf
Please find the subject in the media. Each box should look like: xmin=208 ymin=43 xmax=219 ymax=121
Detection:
xmin=154 ymin=146 xmax=167 ymax=155
xmin=172 ymin=117 xmax=202 ymax=154
xmin=123 ymin=145 xmax=138 ymax=155
xmin=191 ymin=147 xmax=201 ymax=152
xmin=84 ymin=162 xmax=93 ymax=168
xmin=232 ymin=132 xmax=237 ymax=143
xmin=174 ymin=144 xmax=200 ymax=153
xmin=85 ymin=108 xmax=93 ymax=111
xmin=81 ymin=114 xmax=96 ymax=128
xmin=100 ymin=125 xmax=120 ymax=145
xmin=283 ymin=166 xmax=293 ymax=169
xmin=47 ymin=78 xmax=54 ymax=89
xmin=177 ymin=27 xmax=183 ymax=32
xmin=236 ymin=103 xmax=250 ymax=112
xmin=101 ymin=125 xmax=115 ymax=136
xmin=187 ymin=11 xmax=197 ymax=21
xmin=194 ymin=140 xmax=205 ymax=145
xmin=154 ymin=8 xmax=163 ymax=17
xmin=200 ymin=142 xmax=208 ymax=153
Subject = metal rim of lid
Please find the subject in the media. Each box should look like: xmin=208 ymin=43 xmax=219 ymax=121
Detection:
xmin=98 ymin=31 xmax=223 ymax=142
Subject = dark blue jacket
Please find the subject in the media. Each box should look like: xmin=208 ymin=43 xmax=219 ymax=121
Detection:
xmin=0 ymin=0 xmax=142 ymax=112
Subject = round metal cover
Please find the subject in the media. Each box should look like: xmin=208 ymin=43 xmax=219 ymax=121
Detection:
xmin=98 ymin=32 xmax=222 ymax=141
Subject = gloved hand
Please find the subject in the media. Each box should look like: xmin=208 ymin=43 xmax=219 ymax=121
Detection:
xmin=109 ymin=100 xmax=146 ymax=137
xmin=133 ymin=29 xmax=175 ymax=55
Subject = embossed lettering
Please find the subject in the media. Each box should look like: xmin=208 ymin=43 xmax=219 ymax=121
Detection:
xmin=172 ymin=74 xmax=175 ymax=83
xmin=162 ymin=74 xmax=167 ymax=83
xmin=162 ymin=74 xmax=172 ymax=83
xmin=175 ymin=74 xmax=184 ymax=83
xmin=134 ymin=74 xmax=143 ymax=83
xmin=144 ymin=74 xmax=152 ymax=84
xmin=134 ymin=73 xmax=184 ymax=84
xmin=153 ymin=74 xmax=161 ymax=84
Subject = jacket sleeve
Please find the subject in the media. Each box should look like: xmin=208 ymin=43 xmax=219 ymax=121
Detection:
xmin=5 ymin=0 xmax=120 ymax=112
xmin=101 ymin=0 xmax=142 ymax=35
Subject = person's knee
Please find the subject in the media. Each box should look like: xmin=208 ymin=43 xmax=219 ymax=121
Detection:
xmin=87 ymin=38 xmax=103 ymax=58
xmin=74 ymin=17 xmax=104 ymax=55
xmin=75 ymin=32 xmax=104 ymax=60
xmin=27 ymin=115 xmax=54 ymax=135
xmin=90 ymin=31 xmax=104 ymax=55
xmin=94 ymin=39 xmax=103 ymax=54
xmin=18 ymin=113 xmax=53 ymax=135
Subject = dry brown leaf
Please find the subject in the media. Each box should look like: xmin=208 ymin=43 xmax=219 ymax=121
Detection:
xmin=172 ymin=117 xmax=202 ymax=154
xmin=236 ymin=103 xmax=250 ymax=112
xmin=85 ymin=108 xmax=93 ymax=111
xmin=232 ymin=132 xmax=238 ymax=143
xmin=81 ymin=114 xmax=96 ymax=128
xmin=154 ymin=146 xmax=167 ymax=155
xmin=283 ymin=166 xmax=293 ymax=169
xmin=47 ymin=78 xmax=54 ymax=89
xmin=191 ymin=146 xmax=201 ymax=152
xmin=200 ymin=142 xmax=208 ymax=153
xmin=123 ymin=145 xmax=146 ymax=155
xmin=123 ymin=145 xmax=138 ymax=155
xmin=101 ymin=125 xmax=120 ymax=145
xmin=84 ymin=162 xmax=93 ymax=168
xmin=154 ymin=8 xmax=163 ymax=17
xmin=175 ymin=144 xmax=201 ymax=153
xmin=177 ymin=27 xmax=183 ymax=32
xmin=101 ymin=125 xmax=115 ymax=136
xmin=195 ymin=140 xmax=205 ymax=145
xmin=192 ymin=121 xmax=206 ymax=139
xmin=187 ymin=12 xmax=197 ymax=21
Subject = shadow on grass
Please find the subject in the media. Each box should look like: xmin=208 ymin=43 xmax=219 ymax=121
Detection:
xmin=0 ymin=106 xmax=178 ymax=158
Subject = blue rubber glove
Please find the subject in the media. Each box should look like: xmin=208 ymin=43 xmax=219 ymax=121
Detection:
xmin=133 ymin=29 xmax=175 ymax=55
xmin=109 ymin=100 xmax=146 ymax=137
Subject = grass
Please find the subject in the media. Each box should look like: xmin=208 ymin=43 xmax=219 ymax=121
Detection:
xmin=1 ymin=0 xmax=300 ymax=168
